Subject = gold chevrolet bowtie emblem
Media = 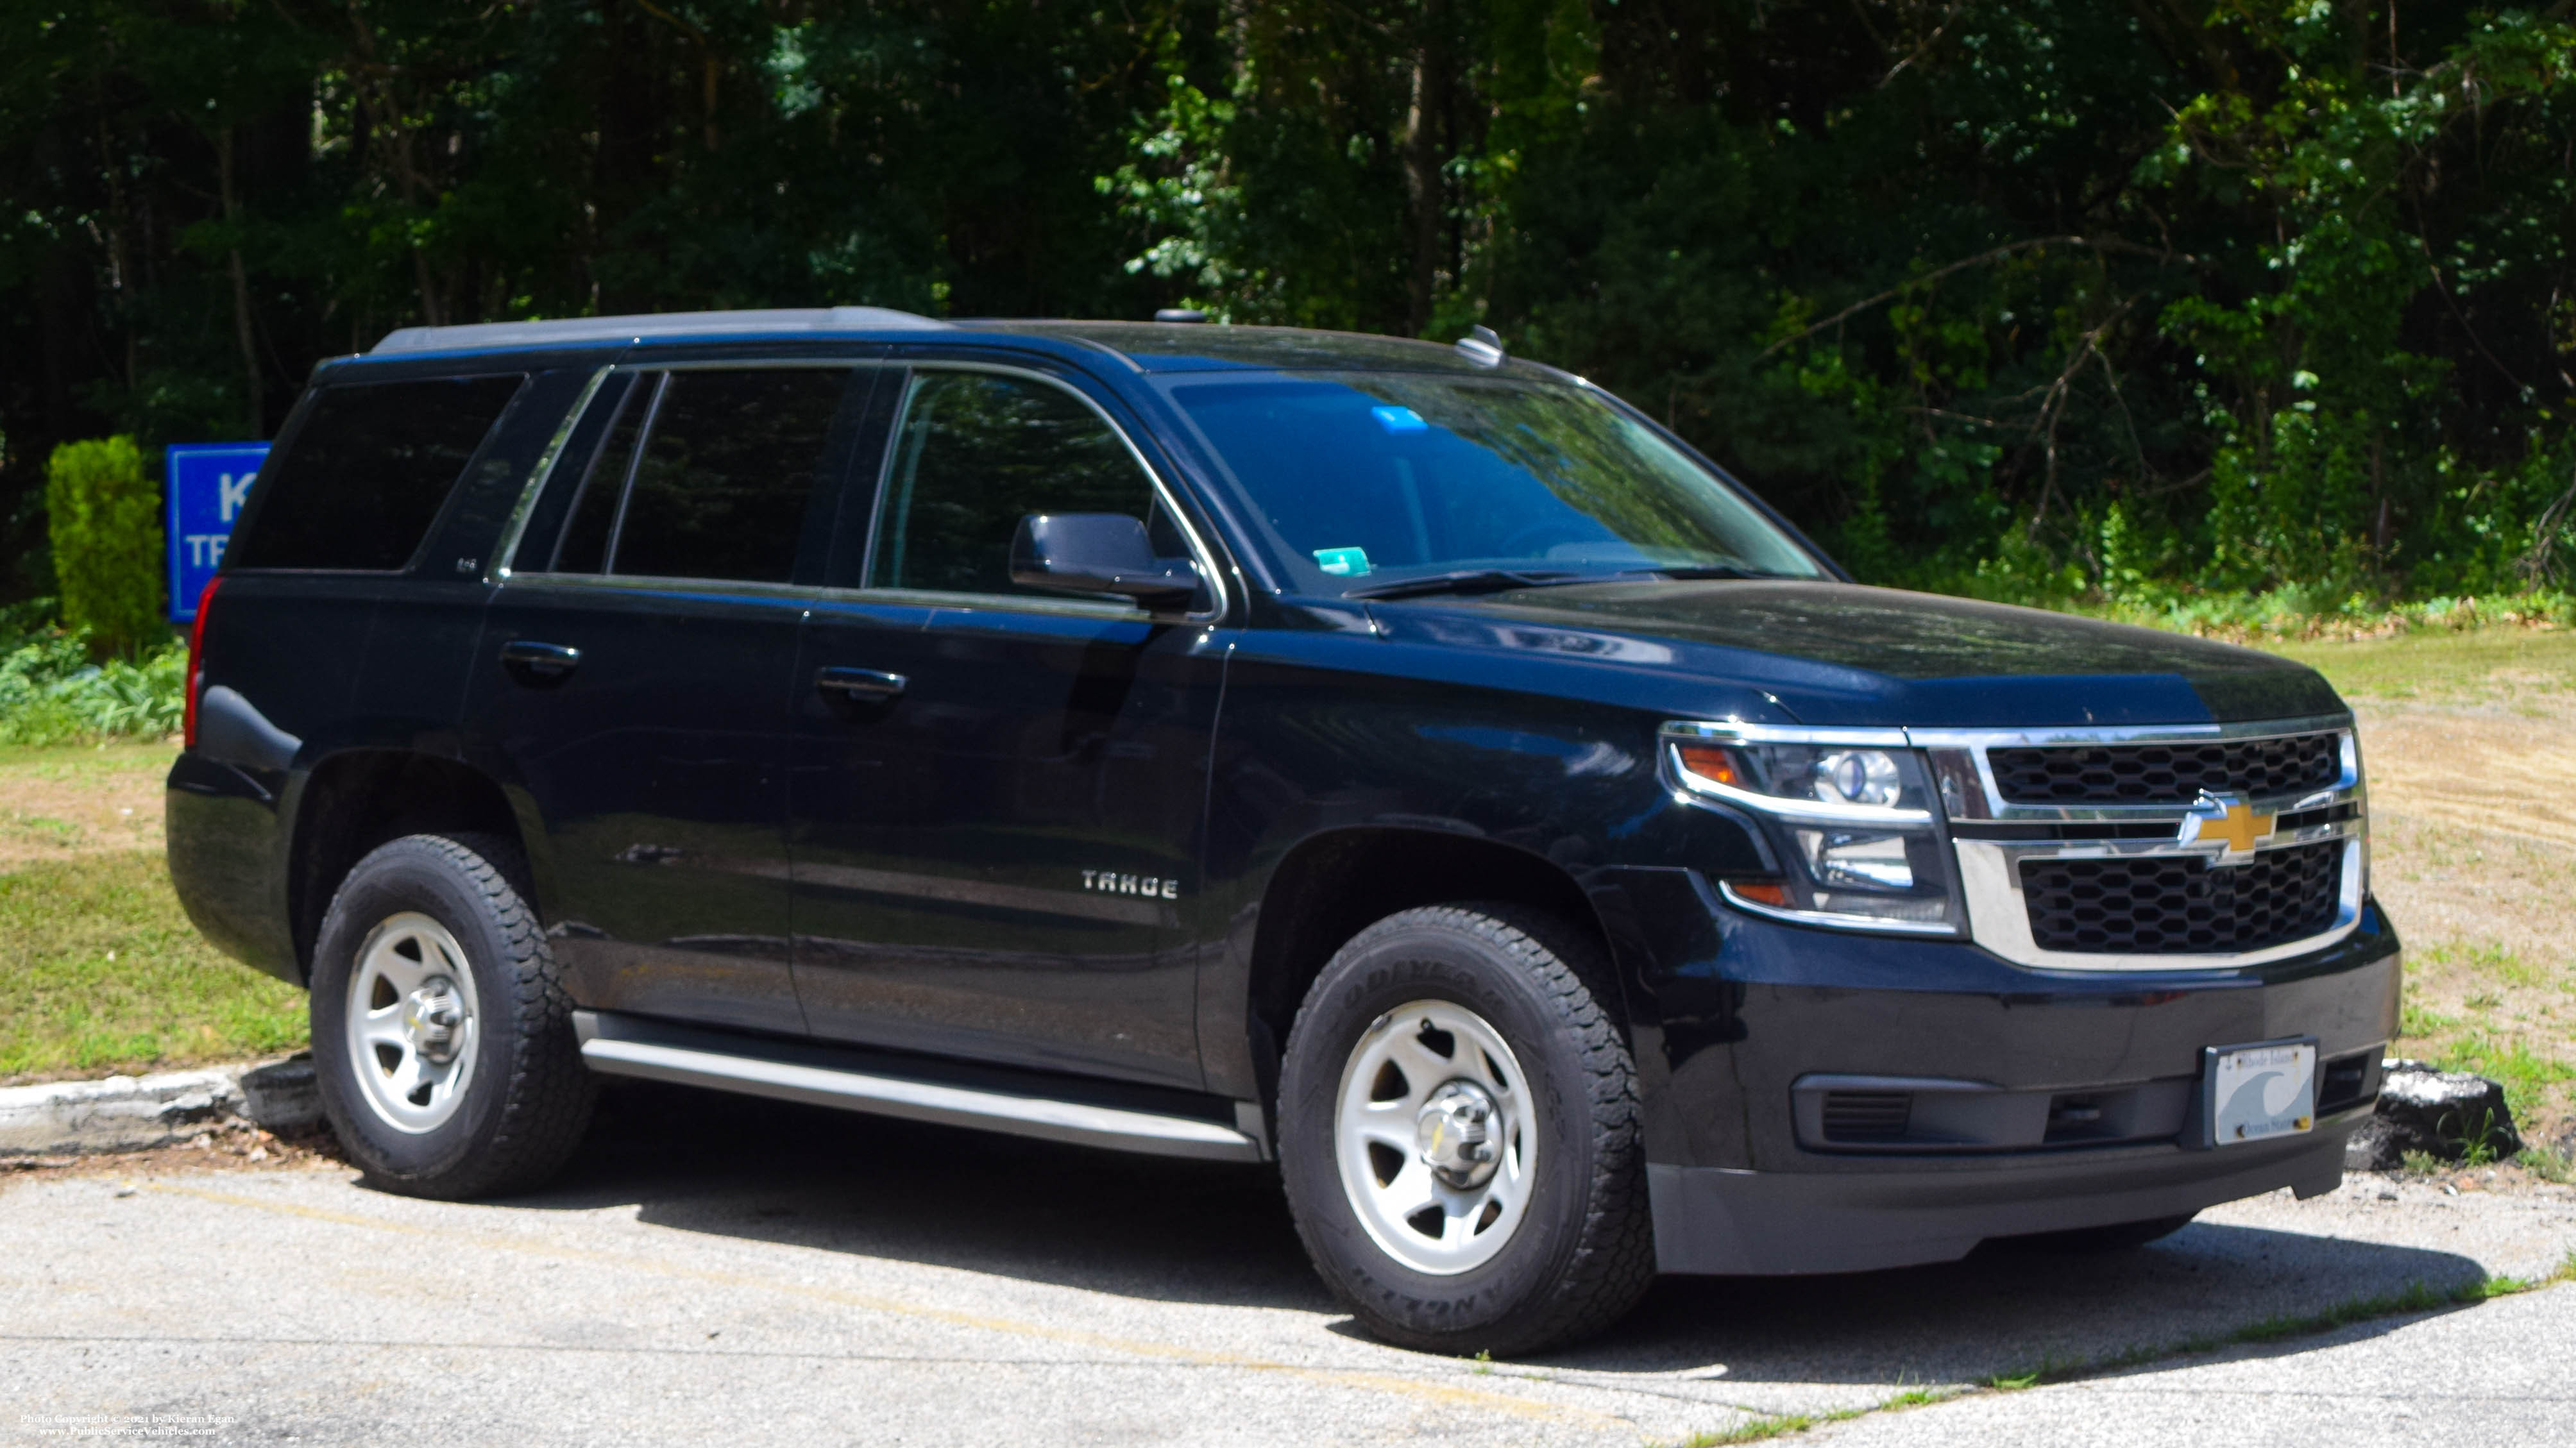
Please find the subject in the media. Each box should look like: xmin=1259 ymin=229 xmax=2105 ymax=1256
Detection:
xmin=2181 ymin=795 xmax=2274 ymax=863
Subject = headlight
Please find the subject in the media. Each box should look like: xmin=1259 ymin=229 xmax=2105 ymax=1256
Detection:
xmin=1666 ymin=728 xmax=1963 ymax=935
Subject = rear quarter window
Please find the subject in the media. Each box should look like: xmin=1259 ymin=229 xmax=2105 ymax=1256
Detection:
xmin=230 ymin=374 xmax=526 ymax=570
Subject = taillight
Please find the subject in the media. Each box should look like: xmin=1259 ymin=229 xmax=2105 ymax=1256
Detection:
xmin=183 ymin=576 xmax=222 ymax=751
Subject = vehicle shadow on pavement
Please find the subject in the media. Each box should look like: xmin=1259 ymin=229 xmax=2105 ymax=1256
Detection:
xmin=1540 ymin=1227 xmax=2489 ymax=1385
xmin=516 ymin=1081 xmax=1333 ymax=1313
xmin=508 ymin=1081 xmax=2493 ymax=1382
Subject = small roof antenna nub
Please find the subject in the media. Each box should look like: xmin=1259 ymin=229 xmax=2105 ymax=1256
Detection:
xmin=1455 ymin=325 xmax=1505 ymax=366
xmin=1154 ymin=308 xmax=1208 ymax=324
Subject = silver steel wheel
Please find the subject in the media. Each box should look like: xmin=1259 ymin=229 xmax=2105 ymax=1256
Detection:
xmin=343 ymin=911 xmax=481 ymax=1134
xmin=1333 ymin=999 xmax=1536 ymax=1275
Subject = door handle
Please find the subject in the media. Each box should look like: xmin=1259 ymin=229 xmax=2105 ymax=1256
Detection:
xmin=500 ymin=640 xmax=582 ymax=680
xmin=815 ymin=666 xmax=907 ymax=702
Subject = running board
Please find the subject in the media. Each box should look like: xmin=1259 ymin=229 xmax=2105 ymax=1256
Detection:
xmin=572 ymin=1011 xmax=1267 ymax=1163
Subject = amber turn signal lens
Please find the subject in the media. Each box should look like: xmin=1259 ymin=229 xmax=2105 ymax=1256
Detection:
xmin=1727 ymin=881 xmax=1791 ymax=907
xmin=1675 ymin=744 xmax=1741 ymax=786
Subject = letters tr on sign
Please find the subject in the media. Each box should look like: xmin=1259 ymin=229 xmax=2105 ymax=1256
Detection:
xmin=165 ymin=443 xmax=269 ymax=622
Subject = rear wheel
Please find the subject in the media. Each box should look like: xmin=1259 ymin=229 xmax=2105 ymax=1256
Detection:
xmin=309 ymin=833 xmax=593 ymax=1199
xmin=1276 ymin=904 xmax=1654 ymax=1356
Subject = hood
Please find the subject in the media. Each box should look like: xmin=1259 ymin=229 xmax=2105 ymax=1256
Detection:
xmin=1364 ymin=580 xmax=2343 ymax=728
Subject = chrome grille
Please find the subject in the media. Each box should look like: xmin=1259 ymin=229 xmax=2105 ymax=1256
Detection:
xmin=2018 ymin=842 xmax=2343 ymax=954
xmin=1988 ymin=733 xmax=2342 ymax=805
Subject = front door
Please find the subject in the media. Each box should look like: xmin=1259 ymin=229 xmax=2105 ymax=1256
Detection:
xmin=467 ymin=363 xmax=870 ymax=1037
xmin=788 ymin=364 xmax=1227 ymax=1088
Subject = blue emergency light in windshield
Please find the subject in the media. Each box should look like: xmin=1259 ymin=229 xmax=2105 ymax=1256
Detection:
xmin=1168 ymin=374 xmax=1822 ymax=594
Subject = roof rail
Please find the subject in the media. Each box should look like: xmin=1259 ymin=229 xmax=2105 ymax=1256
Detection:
xmin=368 ymin=307 xmax=950 ymax=356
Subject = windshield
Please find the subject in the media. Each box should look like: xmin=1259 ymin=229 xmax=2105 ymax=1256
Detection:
xmin=1164 ymin=372 xmax=1826 ymax=594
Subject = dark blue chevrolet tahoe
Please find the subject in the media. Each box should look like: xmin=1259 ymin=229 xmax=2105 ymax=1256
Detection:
xmin=167 ymin=308 xmax=2397 ymax=1353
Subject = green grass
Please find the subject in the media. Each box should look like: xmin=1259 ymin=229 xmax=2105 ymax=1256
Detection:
xmin=2519 ymin=1144 xmax=2576 ymax=1184
xmin=0 ymin=847 xmax=307 ymax=1080
xmin=1668 ymin=1415 xmax=1821 ymax=1447
xmin=1661 ymin=1388 xmax=1962 ymax=1448
xmin=2416 ymin=942 xmax=2557 ymax=993
xmin=2268 ymin=624 xmax=2576 ymax=706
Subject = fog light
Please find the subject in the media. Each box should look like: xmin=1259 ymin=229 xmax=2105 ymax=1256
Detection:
xmin=1798 ymin=828 xmax=1915 ymax=890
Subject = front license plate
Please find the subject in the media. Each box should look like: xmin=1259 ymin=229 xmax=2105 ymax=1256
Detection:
xmin=2205 ymin=1039 xmax=2318 ymax=1147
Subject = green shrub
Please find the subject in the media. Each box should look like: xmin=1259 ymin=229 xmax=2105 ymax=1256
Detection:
xmin=45 ymin=436 xmax=165 ymax=661
xmin=0 ymin=602 xmax=184 ymax=745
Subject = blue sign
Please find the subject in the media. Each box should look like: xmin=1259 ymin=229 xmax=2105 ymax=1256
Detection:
xmin=165 ymin=443 xmax=268 ymax=621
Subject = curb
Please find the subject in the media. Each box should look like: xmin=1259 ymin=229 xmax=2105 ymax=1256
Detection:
xmin=0 ymin=1056 xmax=321 ymax=1157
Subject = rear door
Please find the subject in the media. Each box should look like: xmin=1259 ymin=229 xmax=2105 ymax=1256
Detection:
xmin=192 ymin=370 xmax=535 ymax=969
xmin=215 ymin=371 xmax=535 ymax=766
xmin=464 ymin=362 xmax=872 ymax=1036
xmin=788 ymin=362 xmax=1231 ymax=1087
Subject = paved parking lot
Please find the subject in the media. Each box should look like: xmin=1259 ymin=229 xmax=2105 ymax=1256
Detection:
xmin=4 ymin=1082 xmax=2572 ymax=1446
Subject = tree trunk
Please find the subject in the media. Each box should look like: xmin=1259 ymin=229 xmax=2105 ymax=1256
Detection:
xmin=1400 ymin=1 xmax=1451 ymax=337
xmin=96 ymin=110 xmax=137 ymax=393
xmin=219 ymin=127 xmax=265 ymax=437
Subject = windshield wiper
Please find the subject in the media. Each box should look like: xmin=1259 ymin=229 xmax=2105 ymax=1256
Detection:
xmin=1579 ymin=564 xmax=1778 ymax=582
xmin=1343 ymin=563 xmax=1787 ymax=600
xmin=1341 ymin=568 xmax=1583 ymax=600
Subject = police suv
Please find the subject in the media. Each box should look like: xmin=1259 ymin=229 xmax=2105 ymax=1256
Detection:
xmin=168 ymin=309 xmax=2394 ymax=1353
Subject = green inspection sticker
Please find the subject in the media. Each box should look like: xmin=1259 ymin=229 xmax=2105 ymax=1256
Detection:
xmin=1313 ymin=546 xmax=1373 ymax=577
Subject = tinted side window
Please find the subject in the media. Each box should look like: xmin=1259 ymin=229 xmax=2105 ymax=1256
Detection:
xmin=549 ymin=374 xmax=652 ymax=575
xmin=869 ymin=371 xmax=1162 ymax=596
xmin=552 ymin=368 xmax=849 ymax=584
xmin=232 ymin=375 xmax=524 ymax=570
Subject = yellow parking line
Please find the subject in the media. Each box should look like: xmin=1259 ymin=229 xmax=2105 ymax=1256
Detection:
xmin=143 ymin=1181 xmax=1632 ymax=1433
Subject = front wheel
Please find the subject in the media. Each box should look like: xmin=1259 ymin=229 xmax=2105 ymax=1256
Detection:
xmin=309 ymin=833 xmax=594 ymax=1199
xmin=1276 ymin=904 xmax=1655 ymax=1356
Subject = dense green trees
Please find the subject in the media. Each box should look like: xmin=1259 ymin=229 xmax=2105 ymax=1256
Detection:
xmin=5 ymin=1 xmax=2572 ymax=614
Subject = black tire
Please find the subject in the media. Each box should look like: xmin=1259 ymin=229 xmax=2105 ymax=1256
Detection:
xmin=309 ymin=832 xmax=594 ymax=1199
xmin=1994 ymin=1211 xmax=2198 ymax=1254
xmin=1276 ymin=904 xmax=1655 ymax=1356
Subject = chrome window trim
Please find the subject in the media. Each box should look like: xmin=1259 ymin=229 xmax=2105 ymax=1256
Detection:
xmin=487 ymin=364 xmax=613 ymax=582
xmin=477 ymin=572 xmax=1201 ymax=629
xmin=860 ymin=360 xmax=1230 ymax=625
xmin=1664 ymin=714 xmax=2371 ymax=972
xmin=809 ymin=583 xmax=1159 ymax=623
xmin=469 ymin=571 xmax=817 ymax=606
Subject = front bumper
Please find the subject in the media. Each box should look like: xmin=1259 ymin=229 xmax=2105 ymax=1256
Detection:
xmin=1595 ymin=868 xmax=2402 ymax=1275
xmin=1650 ymin=1114 xmax=2355 ymax=1274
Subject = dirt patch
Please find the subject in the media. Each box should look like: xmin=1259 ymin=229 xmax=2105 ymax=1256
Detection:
xmin=2360 ymin=707 xmax=2576 ymax=855
xmin=2353 ymin=702 xmax=2576 ymax=1140
xmin=0 ymin=742 xmax=176 ymax=870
